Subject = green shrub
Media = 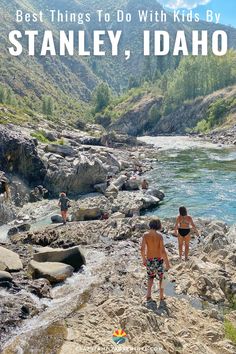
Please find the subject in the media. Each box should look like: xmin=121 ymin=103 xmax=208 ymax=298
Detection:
xmin=31 ymin=130 xmax=50 ymax=143
xmin=195 ymin=119 xmax=211 ymax=133
xmin=224 ymin=320 xmax=236 ymax=344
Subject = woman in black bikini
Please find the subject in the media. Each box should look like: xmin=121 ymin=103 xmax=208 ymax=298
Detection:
xmin=174 ymin=206 xmax=200 ymax=261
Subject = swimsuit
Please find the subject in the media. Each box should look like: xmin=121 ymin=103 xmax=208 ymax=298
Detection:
xmin=178 ymin=228 xmax=190 ymax=237
xmin=146 ymin=257 xmax=164 ymax=279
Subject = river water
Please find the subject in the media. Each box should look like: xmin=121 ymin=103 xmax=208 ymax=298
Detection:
xmin=139 ymin=136 xmax=236 ymax=224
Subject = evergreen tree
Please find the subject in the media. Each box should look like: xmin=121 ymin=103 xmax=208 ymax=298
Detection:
xmin=94 ymin=83 xmax=110 ymax=112
xmin=42 ymin=96 xmax=54 ymax=116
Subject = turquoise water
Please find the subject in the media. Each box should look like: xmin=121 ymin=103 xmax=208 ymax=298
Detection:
xmin=140 ymin=137 xmax=236 ymax=224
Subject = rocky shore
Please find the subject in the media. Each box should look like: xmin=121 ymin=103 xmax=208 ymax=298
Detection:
xmin=1 ymin=217 xmax=236 ymax=353
xmin=200 ymin=125 xmax=236 ymax=146
xmin=0 ymin=122 xmax=236 ymax=353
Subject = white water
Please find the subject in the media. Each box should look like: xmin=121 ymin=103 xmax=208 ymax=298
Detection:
xmin=2 ymin=249 xmax=105 ymax=352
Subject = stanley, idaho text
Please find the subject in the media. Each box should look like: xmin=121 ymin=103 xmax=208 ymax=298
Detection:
xmin=8 ymin=30 xmax=228 ymax=58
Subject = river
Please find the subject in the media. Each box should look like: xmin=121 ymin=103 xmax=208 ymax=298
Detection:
xmin=139 ymin=136 xmax=236 ymax=224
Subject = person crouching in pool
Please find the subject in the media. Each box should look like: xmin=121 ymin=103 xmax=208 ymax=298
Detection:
xmin=141 ymin=218 xmax=170 ymax=302
xmin=175 ymin=206 xmax=200 ymax=261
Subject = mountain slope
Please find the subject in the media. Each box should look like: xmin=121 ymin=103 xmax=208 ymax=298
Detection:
xmin=1 ymin=0 xmax=236 ymax=124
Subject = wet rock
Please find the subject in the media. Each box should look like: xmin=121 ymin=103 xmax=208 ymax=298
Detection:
xmin=146 ymin=188 xmax=165 ymax=201
xmin=51 ymin=214 xmax=63 ymax=223
xmin=28 ymin=260 xmax=74 ymax=283
xmin=8 ymin=223 xmax=31 ymax=236
xmin=0 ymin=271 xmax=13 ymax=282
xmin=28 ymin=278 xmax=52 ymax=298
xmin=0 ymin=246 xmax=23 ymax=271
xmin=33 ymin=246 xmax=86 ymax=271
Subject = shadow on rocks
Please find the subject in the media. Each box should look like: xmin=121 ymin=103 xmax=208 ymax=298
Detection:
xmin=145 ymin=299 xmax=170 ymax=316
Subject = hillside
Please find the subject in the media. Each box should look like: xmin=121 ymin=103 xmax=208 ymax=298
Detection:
xmin=1 ymin=0 xmax=236 ymax=125
xmin=108 ymin=85 xmax=236 ymax=136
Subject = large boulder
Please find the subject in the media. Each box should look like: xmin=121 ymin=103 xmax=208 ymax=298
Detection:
xmin=146 ymin=188 xmax=165 ymax=201
xmin=0 ymin=246 xmax=23 ymax=271
xmin=0 ymin=126 xmax=46 ymax=185
xmin=72 ymin=207 xmax=101 ymax=221
xmin=33 ymin=246 xmax=85 ymax=271
xmin=28 ymin=260 xmax=74 ymax=283
xmin=44 ymin=153 xmax=107 ymax=196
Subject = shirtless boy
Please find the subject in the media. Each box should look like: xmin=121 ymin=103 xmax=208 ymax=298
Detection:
xmin=141 ymin=218 xmax=170 ymax=302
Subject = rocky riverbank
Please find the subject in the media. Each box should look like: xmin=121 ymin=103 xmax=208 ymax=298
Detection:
xmin=1 ymin=216 xmax=236 ymax=353
xmin=0 ymin=122 xmax=163 ymax=225
xmin=1 ymin=123 xmax=236 ymax=353
xmin=200 ymin=125 xmax=236 ymax=146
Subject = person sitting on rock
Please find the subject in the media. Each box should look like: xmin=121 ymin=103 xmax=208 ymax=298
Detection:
xmin=141 ymin=179 xmax=149 ymax=190
xmin=141 ymin=218 xmax=170 ymax=302
xmin=58 ymin=192 xmax=71 ymax=225
xmin=174 ymin=206 xmax=200 ymax=261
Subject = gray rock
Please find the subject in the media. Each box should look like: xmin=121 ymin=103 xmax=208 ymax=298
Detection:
xmin=94 ymin=183 xmax=107 ymax=194
xmin=0 ymin=246 xmax=23 ymax=271
xmin=203 ymin=232 xmax=229 ymax=252
xmin=125 ymin=178 xmax=140 ymax=191
xmin=44 ymin=154 xmax=107 ymax=196
xmin=8 ymin=223 xmax=31 ymax=236
xmin=112 ymin=175 xmax=128 ymax=190
xmin=44 ymin=132 xmax=57 ymax=142
xmin=33 ymin=246 xmax=85 ymax=271
xmin=146 ymin=188 xmax=165 ymax=201
xmin=44 ymin=144 xmax=75 ymax=157
xmin=29 ymin=260 xmax=74 ymax=283
xmin=72 ymin=207 xmax=101 ymax=221
xmin=51 ymin=215 xmax=64 ymax=223
xmin=0 ymin=126 xmax=46 ymax=185
xmin=28 ymin=278 xmax=51 ymax=298
xmin=0 ymin=271 xmax=13 ymax=281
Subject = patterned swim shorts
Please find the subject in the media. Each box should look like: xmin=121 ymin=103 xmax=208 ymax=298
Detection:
xmin=146 ymin=258 xmax=164 ymax=280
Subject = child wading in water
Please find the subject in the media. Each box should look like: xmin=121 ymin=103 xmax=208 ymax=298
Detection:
xmin=141 ymin=218 xmax=170 ymax=302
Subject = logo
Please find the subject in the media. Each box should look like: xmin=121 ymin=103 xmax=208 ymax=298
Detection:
xmin=112 ymin=329 xmax=127 ymax=345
